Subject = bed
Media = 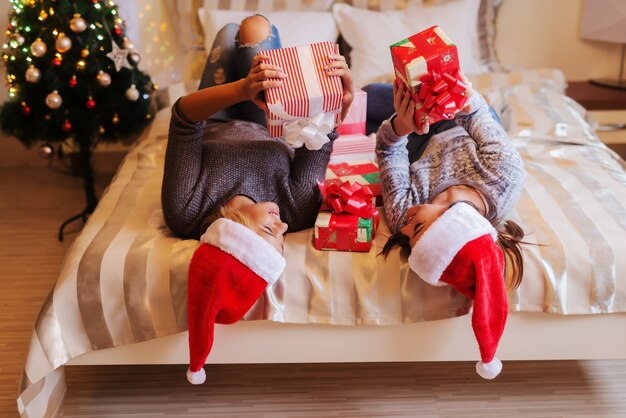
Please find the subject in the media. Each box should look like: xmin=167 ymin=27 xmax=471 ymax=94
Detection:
xmin=17 ymin=0 xmax=626 ymax=416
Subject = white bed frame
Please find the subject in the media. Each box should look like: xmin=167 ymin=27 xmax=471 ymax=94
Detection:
xmin=68 ymin=312 xmax=626 ymax=366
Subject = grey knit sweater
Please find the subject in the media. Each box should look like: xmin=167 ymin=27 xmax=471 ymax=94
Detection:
xmin=162 ymin=99 xmax=335 ymax=239
xmin=376 ymin=93 xmax=526 ymax=234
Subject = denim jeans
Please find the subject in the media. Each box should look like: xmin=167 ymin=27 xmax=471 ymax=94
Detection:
xmin=198 ymin=18 xmax=282 ymax=127
xmin=362 ymin=82 xmax=501 ymax=163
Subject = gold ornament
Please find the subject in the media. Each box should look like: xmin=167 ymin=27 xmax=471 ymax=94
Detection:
xmin=96 ymin=70 xmax=111 ymax=87
xmin=70 ymin=14 xmax=87 ymax=33
xmin=30 ymin=38 xmax=46 ymax=57
xmin=37 ymin=143 xmax=55 ymax=160
xmin=125 ymin=84 xmax=139 ymax=101
xmin=45 ymin=90 xmax=62 ymax=109
xmin=25 ymin=65 xmax=41 ymax=83
xmin=112 ymin=113 xmax=120 ymax=124
xmin=55 ymin=34 xmax=71 ymax=53
xmin=81 ymin=48 xmax=90 ymax=58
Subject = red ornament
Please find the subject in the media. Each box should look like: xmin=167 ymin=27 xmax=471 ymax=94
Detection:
xmin=22 ymin=105 xmax=31 ymax=116
xmin=62 ymin=119 xmax=72 ymax=132
xmin=69 ymin=76 xmax=77 ymax=88
xmin=52 ymin=57 xmax=62 ymax=66
xmin=86 ymin=97 xmax=96 ymax=109
xmin=114 ymin=26 xmax=122 ymax=36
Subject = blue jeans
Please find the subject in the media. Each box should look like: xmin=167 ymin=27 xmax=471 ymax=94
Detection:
xmin=198 ymin=18 xmax=282 ymax=127
xmin=362 ymin=83 xmax=501 ymax=163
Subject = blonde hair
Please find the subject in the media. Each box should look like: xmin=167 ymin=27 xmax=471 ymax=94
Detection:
xmin=199 ymin=206 xmax=254 ymax=236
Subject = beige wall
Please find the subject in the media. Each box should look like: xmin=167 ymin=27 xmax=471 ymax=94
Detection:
xmin=496 ymin=0 xmax=621 ymax=81
xmin=0 ymin=0 xmax=622 ymax=167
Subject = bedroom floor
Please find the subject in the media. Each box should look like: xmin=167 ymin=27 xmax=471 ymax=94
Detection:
xmin=2 ymin=165 xmax=626 ymax=418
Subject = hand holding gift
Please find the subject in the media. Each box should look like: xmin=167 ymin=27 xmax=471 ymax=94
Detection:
xmin=259 ymin=42 xmax=348 ymax=150
xmin=243 ymin=54 xmax=288 ymax=113
xmin=390 ymin=26 xmax=471 ymax=132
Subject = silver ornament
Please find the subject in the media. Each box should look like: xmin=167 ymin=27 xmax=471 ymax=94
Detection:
xmin=129 ymin=51 xmax=140 ymax=64
xmin=16 ymin=34 xmax=25 ymax=45
xmin=30 ymin=38 xmax=47 ymax=57
xmin=25 ymin=65 xmax=41 ymax=83
xmin=45 ymin=90 xmax=63 ymax=109
xmin=37 ymin=143 xmax=55 ymax=160
xmin=70 ymin=14 xmax=87 ymax=33
xmin=55 ymin=36 xmax=72 ymax=53
xmin=96 ymin=71 xmax=111 ymax=87
xmin=125 ymin=85 xmax=139 ymax=101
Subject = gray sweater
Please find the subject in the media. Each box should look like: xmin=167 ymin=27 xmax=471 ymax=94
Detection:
xmin=162 ymin=100 xmax=335 ymax=239
xmin=376 ymin=93 xmax=526 ymax=234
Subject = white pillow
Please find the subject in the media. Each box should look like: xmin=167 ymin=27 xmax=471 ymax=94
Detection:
xmin=198 ymin=9 xmax=339 ymax=53
xmin=332 ymin=0 xmax=485 ymax=88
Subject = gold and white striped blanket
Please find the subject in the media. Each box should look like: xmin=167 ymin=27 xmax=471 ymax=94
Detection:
xmin=18 ymin=69 xmax=626 ymax=417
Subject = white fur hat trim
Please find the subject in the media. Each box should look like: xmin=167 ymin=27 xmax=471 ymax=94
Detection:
xmin=200 ymin=218 xmax=286 ymax=285
xmin=408 ymin=202 xmax=496 ymax=286
xmin=186 ymin=368 xmax=206 ymax=385
xmin=476 ymin=358 xmax=503 ymax=379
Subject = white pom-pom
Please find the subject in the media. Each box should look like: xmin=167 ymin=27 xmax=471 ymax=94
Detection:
xmin=186 ymin=368 xmax=206 ymax=385
xmin=476 ymin=358 xmax=502 ymax=379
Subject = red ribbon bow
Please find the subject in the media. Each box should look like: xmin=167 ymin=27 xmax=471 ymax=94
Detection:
xmin=418 ymin=70 xmax=468 ymax=121
xmin=320 ymin=181 xmax=378 ymax=220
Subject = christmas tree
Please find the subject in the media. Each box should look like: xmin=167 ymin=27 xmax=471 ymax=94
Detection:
xmin=0 ymin=0 xmax=155 ymax=239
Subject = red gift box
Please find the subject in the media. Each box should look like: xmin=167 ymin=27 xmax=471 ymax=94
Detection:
xmin=336 ymin=89 xmax=367 ymax=135
xmin=314 ymin=181 xmax=380 ymax=252
xmin=260 ymin=42 xmax=343 ymax=148
xmin=325 ymin=160 xmax=382 ymax=206
xmin=390 ymin=26 xmax=468 ymax=125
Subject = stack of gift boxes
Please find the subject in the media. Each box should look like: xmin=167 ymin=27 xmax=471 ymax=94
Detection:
xmin=262 ymin=27 xmax=466 ymax=252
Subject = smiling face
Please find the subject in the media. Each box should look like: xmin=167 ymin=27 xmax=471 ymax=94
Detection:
xmin=236 ymin=201 xmax=288 ymax=253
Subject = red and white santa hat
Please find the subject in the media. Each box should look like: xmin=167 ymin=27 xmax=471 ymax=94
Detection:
xmin=408 ymin=202 xmax=507 ymax=379
xmin=186 ymin=218 xmax=286 ymax=385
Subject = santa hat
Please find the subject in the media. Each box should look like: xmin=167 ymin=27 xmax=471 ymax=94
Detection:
xmin=408 ymin=202 xmax=507 ymax=379
xmin=186 ymin=218 xmax=286 ymax=385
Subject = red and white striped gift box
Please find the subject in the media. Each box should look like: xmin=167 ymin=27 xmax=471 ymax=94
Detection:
xmin=336 ymin=89 xmax=367 ymax=136
xmin=261 ymin=42 xmax=344 ymax=139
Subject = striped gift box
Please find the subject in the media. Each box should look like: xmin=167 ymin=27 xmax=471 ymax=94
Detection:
xmin=336 ymin=89 xmax=367 ymax=135
xmin=261 ymin=42 xmax=344 ymax=139
xmin=329 ymin=134 xmax=376 ymax=163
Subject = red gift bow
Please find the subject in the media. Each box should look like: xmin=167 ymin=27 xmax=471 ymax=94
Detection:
xmin=417 ymin=70 xmax=468 ymax=121
xmin=317 ymin=180 xmax=380 ymax=250
xmin=319 ymin=181 xmax=378 ymax=220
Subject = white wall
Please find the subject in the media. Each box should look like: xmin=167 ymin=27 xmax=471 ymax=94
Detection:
xmin=0 ymin=0 xmax=622 ymax=167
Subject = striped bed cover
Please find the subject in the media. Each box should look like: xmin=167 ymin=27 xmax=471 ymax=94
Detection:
xmin=17 ymin=69 xmax=626 ymax=417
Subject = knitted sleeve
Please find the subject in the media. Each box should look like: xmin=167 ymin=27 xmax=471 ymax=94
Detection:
xmin=375 ymin=118 xmax=418 ymax=234
xmin=455 ymin=94 xmax=524 ymax=170
xmin=161 ymin=99 xmax=212 ymax=238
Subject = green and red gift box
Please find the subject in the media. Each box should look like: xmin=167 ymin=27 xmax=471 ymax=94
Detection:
xmin=390 ymin=25 xmax=468 ymax=125
xmin=314 ymin=181 xmax=380 ymax=252
xmin=324 ymin=160 xmax=382 ymax=206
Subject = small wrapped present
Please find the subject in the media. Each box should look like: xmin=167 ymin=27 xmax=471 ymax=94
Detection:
xmin=390 ymin=25 xmax=468 ymax=125
xmin=329 ymin=134 xmax=376 ymax=163
xmin=260 ymin=42 xmax=343 ymax=150
xmin=325 ymin=160 xmax=382 ymax=206
xmin=336 ymin=89 xmax=367 ymax=136
xmin=314 ymin=181 xmax=380 ymax=252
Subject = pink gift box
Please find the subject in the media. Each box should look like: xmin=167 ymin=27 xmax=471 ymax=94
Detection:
xmin=260 ymin=42 xmax=343 ymax=139
xmin=336 ymin=89 xmax=367 ymax=135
